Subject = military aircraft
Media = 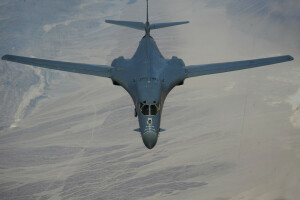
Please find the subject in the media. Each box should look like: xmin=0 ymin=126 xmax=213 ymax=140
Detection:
xmin=2 ymin=0 xmax=294 ymax=149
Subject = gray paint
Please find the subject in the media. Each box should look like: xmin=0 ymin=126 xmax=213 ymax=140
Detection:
xmin=1 ymin=1 xmax=294 ymax=149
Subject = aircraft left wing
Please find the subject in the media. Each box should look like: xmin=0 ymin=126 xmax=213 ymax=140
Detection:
xmin=2 ymin=55 xmax=113 ymax=78
xmin=185 ymin=55 xmax=294 ymax=78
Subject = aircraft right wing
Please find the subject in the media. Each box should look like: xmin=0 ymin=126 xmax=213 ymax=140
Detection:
xmin=2 ymin=54 xmax=113 ymax=78
xmin=185 ymin=55 xmax=294 ymax=78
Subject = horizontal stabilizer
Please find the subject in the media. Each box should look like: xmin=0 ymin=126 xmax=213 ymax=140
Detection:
xmin=105 ymin=20 xmax=145 ymax=30
xmin=106 ymin=2 xmax=189 ymax=34
xmin=150 ymin=21 xmax=189 ymax=30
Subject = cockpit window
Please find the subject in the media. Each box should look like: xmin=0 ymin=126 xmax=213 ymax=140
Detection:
xmin=140 ymin=102 xmax=160 ymax=116
xmin=141 ymin=104 xmax=149 ymax=115
xmin=150 ymin=105 xmax=157 ymax=115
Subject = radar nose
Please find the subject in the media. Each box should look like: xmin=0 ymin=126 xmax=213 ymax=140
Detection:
xmin=142 ymin=131 xmax=158 ymax=149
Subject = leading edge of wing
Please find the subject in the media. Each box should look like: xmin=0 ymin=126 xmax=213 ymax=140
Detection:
xmin=185 ymin=55 xmax=294 ymax=78
xmin=2 ymin=54 xmax=113 ymax=78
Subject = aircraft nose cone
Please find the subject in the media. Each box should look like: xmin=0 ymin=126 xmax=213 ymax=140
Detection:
xmin=142 ymin=131 xmax=158 ymax=149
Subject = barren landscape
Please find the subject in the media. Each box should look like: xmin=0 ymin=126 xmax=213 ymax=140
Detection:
xmin=0 ymin=0 xmax=300 ymax=199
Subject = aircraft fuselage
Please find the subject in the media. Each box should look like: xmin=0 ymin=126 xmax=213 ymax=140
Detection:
xmin=110 ymin=35 xmax=186 ymax=149
xmin=3 ymin=1 xmax=293 ymax=149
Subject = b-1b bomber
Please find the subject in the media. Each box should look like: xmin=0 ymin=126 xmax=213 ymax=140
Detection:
xmin=2 ymin=1 xmax=294 ymax=149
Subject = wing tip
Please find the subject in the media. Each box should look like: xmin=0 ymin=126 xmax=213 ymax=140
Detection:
xmin=2 ymin=54 xmax=10 ymax=61
xmin=287 ymin=55 xmax=294 ymax=61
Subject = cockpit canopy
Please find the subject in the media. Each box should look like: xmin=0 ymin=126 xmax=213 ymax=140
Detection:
xmin=140 ymin=101 xmax=160 ymax=116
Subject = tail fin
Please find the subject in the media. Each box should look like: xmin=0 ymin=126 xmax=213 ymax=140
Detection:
xmin=105 ymin=0 xmax=189 ymax=35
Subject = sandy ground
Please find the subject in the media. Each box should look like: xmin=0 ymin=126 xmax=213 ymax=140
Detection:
xmin=1 ymin=0 xmax=300 ymax=199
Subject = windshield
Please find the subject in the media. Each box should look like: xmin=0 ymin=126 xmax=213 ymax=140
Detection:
xmin=140 ymin=102 xmax=160 ymax=116
xmin=141 ymin=104 xmax=149 ymax=115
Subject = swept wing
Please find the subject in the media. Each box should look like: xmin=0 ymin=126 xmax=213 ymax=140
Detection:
xmin=2 ymin=55 xmax=113 ymax=78
xmin=185 ymin=55 xmax=294 ymax=78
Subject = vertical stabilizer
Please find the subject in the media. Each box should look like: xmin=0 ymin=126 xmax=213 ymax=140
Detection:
xmin=146 ymin=0 xmax=149 ymax=24
xmin=145 ymin=0 xmax=150 ymax=35
xmin=105 ymin=0 xmax=189 ymax=35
